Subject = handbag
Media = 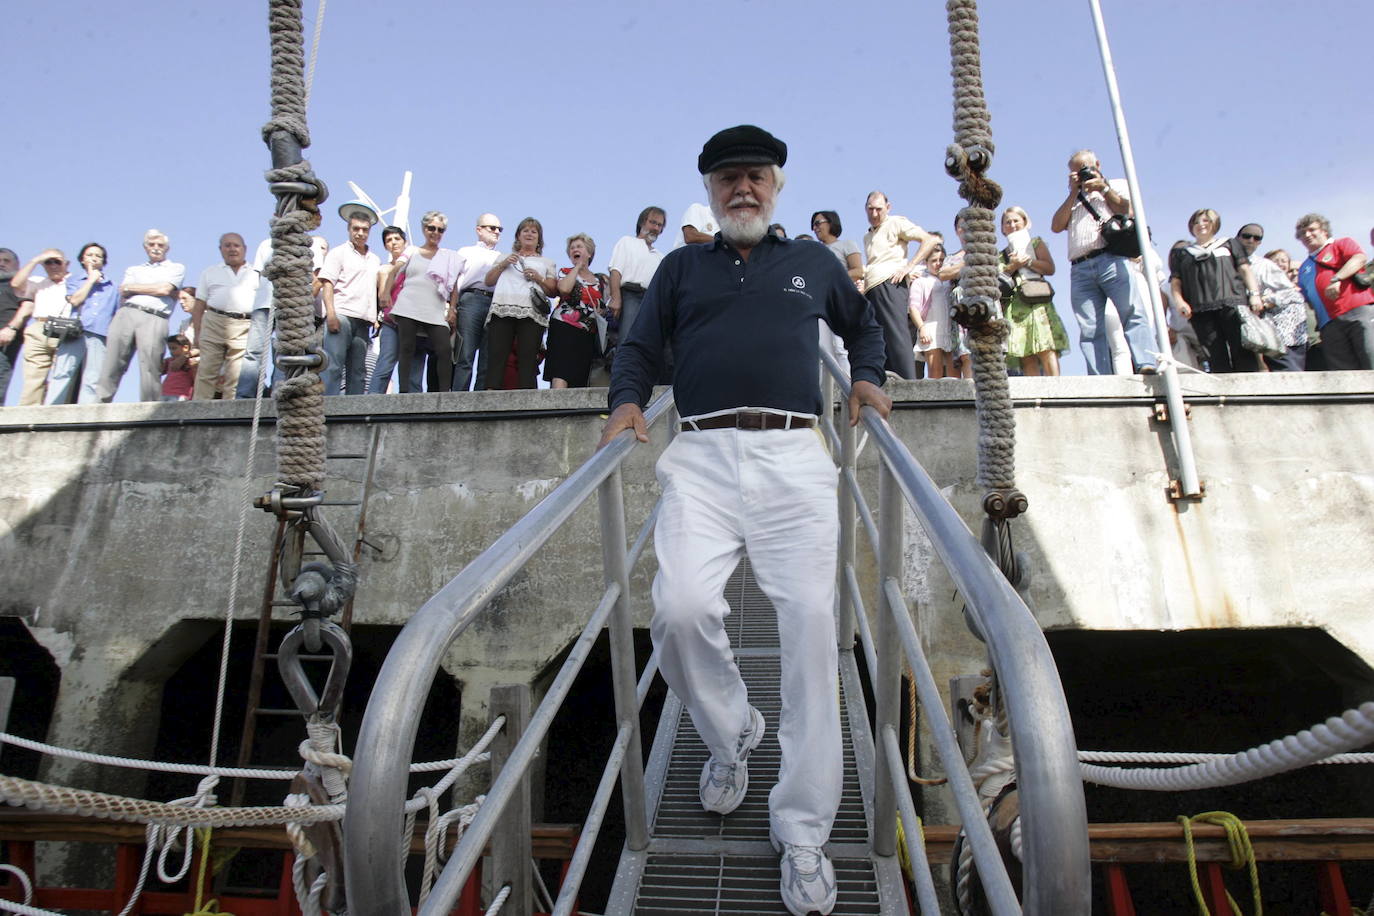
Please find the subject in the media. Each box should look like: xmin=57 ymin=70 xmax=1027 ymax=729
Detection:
xmin=528 ymin=282 xmax=550 ymax=317
xmin=1237 ymin=305 xmax=1283 ymax=357
xmin=1017 ymin=277 xmax=1054 ymax=304
xmin=43 ymin=316 xmax=84 ymax=340
xmin=1078 ymin=191 xmax=1142 ymax=259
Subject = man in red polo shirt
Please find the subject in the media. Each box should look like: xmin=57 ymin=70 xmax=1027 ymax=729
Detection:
xmin=1294 ymin=213 xmax=1374 ymax=370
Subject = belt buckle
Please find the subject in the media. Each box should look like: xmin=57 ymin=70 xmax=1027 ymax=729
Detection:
xmin=735 ymin=410 xmax=764 ymax=431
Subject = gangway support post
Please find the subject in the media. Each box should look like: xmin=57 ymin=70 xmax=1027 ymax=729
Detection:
xmin=598 ymin=468 xmax=649 ymax=851
xmin=489 ymin=684 xmax=533 ymax=916
xmin=871 ymin=464 xmax=904 ymax=859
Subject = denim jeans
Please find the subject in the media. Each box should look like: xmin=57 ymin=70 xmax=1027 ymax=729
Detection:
xmin=1070 ymin=253 xmax=1157 ymax=374
xmin=78 ymin=332 xmax=106 ymax=404
xmin=452 ymin=289 xmax=491 ymax=391
xmin=368 ymin=323 xmax=399 ymax=393
xmin=45 ymin=333 xmax=87 ymax=404
xmin=321 ymin=314 xmax=370 ymax=395
xmin=236 ymin=307 xmax=272 ymax=398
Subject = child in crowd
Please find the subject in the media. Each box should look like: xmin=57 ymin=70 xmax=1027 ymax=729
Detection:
xmin=161 ymin=335 xmax=197 ymax=401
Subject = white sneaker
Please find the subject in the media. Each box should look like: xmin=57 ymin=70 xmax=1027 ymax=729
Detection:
xmin=698 ymin=705 xmax=765 ymax=815
xmin=772 ymin=828 xmax=837 ymax=916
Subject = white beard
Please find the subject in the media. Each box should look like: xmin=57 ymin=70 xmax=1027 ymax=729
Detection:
xmin=713 ymin=197 xmax=773 ymax=248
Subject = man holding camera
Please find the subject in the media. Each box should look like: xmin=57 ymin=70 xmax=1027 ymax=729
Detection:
xmin=1050 ymin=150 xmax=1157 ymax=374
xmin=9 ymin=249 xmax=79 ymax=405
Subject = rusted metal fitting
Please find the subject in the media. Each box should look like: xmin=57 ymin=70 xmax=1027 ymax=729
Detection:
xmin=983 ymin=488 xmax=1029 ymax=521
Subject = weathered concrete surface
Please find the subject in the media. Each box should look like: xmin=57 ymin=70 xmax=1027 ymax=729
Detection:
xmin=0 ymin=389 xmax=668 ymax=801
xmin=875 ymin=370 xmax=1374 ymax=828
xmin=2 ymin=372 xmax=1373 ymax=838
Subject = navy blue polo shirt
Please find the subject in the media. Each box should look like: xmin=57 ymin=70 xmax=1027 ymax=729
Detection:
xmin=609 ymin=233 xmax=886 ymax=417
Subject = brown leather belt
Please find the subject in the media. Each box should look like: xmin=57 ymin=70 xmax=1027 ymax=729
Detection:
xmin=681 ymin=411 xmax=816 ymax=432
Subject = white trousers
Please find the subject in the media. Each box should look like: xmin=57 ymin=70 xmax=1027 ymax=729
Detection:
xmin=650 ymin=427 xmax=843 ymax=847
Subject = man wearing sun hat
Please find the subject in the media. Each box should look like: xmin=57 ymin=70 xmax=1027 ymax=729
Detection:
xmin=599 ymin=125 xmax=889 ymax=916
xmin=317 ymin=201 xmax=380 ymax=395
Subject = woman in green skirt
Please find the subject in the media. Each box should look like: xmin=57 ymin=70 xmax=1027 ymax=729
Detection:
xmin=1000 ymin=206 xmax=1069 ymax=376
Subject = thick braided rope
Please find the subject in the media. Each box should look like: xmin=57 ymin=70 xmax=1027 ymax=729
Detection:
xmin=263 ymin=0 xmax=325 ymax=492
xmin=266 ymin=184 xmax=326 ymax=491
xmin=946 ymin=0 xmax=1017 ymax=497
xmin=264 ymin=0 xmax=310 ymax=150
xmin=946 ymin=0 xmax=993 ymax=153
xmin=962 ymin=212 xmax=1014 ymax=492
xmin=0 ymin=773 xmax=343 ymax=827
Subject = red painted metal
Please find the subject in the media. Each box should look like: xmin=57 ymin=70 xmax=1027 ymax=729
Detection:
xmin=1317 ymin=861 xmax=1352 ymax=916
xmin=1103 ymin=863 xmax=1136 ymax=915
xmin=1201 ymin=863 xmax=1233 ymax=914
xmin=0 ymin=841 xmax=507 ymax=916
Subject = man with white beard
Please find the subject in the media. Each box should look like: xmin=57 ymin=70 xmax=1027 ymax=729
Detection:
xmin=600 ymin=125 xmax=889 ymax=916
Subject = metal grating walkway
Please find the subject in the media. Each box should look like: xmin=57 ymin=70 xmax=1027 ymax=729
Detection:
xmin=606 ymin=561 xmax=910 ymax=915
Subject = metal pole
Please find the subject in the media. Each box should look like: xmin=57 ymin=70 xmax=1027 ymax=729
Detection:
xmin=598 ymin=468 xmax=649 ymax=851
xmin=1087 ymin=0 xmax=1202 ymax=499
xmin=836 ymin=378 xmax=858 ymax=650
xmin=871 ymin=463 xmax=903 ymax=858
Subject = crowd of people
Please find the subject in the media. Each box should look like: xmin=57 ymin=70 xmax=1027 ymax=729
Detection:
xmin=2 ymin=147 xmax=1369 ymax=406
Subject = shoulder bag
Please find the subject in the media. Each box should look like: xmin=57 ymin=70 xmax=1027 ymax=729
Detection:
xmin=1002 ymin=244 xmax=1054 ymax=304
xmin=1078 ymin=191 xmax=1142 ymax=259
xmin=43 ymin=316 xmax=84 ymax=340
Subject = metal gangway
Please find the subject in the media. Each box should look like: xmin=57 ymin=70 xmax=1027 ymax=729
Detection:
xmin=343 ymin=356 xmax=1090 ymax=915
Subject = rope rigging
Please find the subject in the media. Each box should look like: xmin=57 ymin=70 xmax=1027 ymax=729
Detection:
xmin=942 ymin=0 xmax=1027 ymax=594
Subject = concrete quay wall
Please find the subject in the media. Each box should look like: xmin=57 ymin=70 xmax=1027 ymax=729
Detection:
xmin=1 ymin=372 xmax=1372 ymax=808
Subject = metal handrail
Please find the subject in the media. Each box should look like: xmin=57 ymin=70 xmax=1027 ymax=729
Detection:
xmin=343 ymin=389 xmax=675 ymax=916
xmin=821 ymin=351 xmax=1091 ymax=914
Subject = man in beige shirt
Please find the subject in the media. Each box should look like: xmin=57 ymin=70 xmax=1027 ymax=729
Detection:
xmin=861 ymin=191 xmax=938 ymax=379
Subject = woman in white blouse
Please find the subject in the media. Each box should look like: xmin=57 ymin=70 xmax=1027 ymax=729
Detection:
xmin=482 ymin=217 xmax=557 ymax=389
xmin=380 ymin=210 xmax=454 ymax=392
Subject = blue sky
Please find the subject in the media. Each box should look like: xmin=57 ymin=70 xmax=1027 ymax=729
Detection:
xmin=6 ymin=0 xmax=1371 ymax=399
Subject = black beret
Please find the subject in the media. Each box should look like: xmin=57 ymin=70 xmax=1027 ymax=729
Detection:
xmin=697 ymin=125 xmax=787 ymax=174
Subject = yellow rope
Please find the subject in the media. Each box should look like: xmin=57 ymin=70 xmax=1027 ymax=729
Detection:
xmin=1177 ymin=811 xmax=1261 ymax=916
xmin=184 ymin=827 xmax=234 ymax=916
xmin=894 ymin=813 xmax=924 ymax=881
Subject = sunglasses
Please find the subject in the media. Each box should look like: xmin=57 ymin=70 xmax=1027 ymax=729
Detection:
xmin=43 ymin=258 xmax=63 ymax=266
xmin=480 ymin=225 xmax=504 ymax=233
xmin=1239 ymin=233 xmax=1263 ymax=242
xmin=423 ymin=225 xmax=445 ymax=232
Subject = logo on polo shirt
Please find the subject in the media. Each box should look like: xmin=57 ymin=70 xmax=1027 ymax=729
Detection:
xmin=791 ymin=276 xmax=806 ymax=289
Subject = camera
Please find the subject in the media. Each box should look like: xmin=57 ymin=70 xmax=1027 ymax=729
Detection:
xmin=1077 ymin=166 xmax=1099 ymax=185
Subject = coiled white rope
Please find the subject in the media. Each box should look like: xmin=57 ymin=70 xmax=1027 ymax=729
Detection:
xmin=0 ymin=900 xmax=59 ymax=916
xmin=418 ymin=796 xmax=483 ymax=906
xmin=0 ymin=866 xmax=33 ymax=908
xmin=1079 ymin=702 xmax=1374 ymax=791
xmin=1080 ymin=749 xmax=1374 ymax=766
xmin=0 ymin=729 xmax=496 ymax=777
xmin=484 ymin=884 xmax=512 ymax=916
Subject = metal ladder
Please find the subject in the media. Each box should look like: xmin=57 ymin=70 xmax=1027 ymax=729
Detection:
xmin=229 ymin=425 xmax=382 ymax=805
xmin=606 ymin=561 xmax=908 ymax=915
